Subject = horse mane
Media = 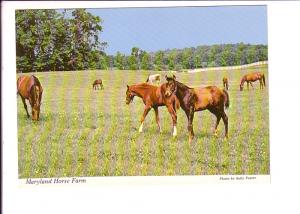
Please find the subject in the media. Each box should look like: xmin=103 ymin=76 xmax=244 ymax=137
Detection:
xmin=175 ymin=80 xmax=193 ymax=90
xmin=30 ymin=75 xmax=42 ymax=105
xmin=131 ymin=83 xmax=155 ymax=89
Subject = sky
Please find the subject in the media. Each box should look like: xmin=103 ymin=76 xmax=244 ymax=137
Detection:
xmin=88 ymin=6 xmax=267 ymax=55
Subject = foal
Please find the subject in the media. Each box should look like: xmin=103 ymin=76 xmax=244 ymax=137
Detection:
xmin=93 ymin=79 xmax=104 ymax=90
xmin=126 ymin=83 xmax=179 ymax=136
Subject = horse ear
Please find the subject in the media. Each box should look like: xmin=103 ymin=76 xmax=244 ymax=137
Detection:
xmin=173 ymin=74 xmax=176 ymax=80
xmin=127 ymin=85 xmax=129 ymax=89
xmin=165 ymin=75 xmax=168 ymax=80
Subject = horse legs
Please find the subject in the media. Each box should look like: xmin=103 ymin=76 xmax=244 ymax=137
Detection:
xmin=250 ymin=82 xmax=254 ymax=89
xmin=213 ymin=113 xmax=222 ymax=136
xmin=259 ymin=80 xmax=263 ymax=89
xmin=153 ymin=106 xmax=161 ymax=133
xmin=21 ymin=96 xmax=30 ymax=118
xmin=189 ymin=110 xmax=195 ymax=143
xmin=139 ymin=106 xmax=151 ymax=133
xmin=101 ymin=83 xmax=104 ymax=90
xmin=166 ymin=105 xmax=177 ymax=136
xmin=221 ymin=111 xmax=228 ymax=138
xmin=185 ymin=107 xmax=194 ymax=143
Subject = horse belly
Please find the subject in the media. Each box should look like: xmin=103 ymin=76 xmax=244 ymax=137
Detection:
xmin=193 ymin=89 xmax=212 ymax=111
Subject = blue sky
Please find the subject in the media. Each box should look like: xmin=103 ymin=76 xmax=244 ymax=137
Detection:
xmin=88 ymin=6 xmax=267 ymax=55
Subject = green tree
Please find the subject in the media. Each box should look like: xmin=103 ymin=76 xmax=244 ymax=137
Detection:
xmin=16 ymin=9 xmax=106 ymax=72
xmin=128 ymin=55 xmax=137 ymax=70
xmin=167 ymin=50 xmax=177 ymax=70
xmin=141 ymin=52 xmax=151 ymax=70
xmin=154 ymin=51 xmax=164 ymax=71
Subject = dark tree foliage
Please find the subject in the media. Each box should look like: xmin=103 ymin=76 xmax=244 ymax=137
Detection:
xmin=16 ymin=9 xmax=106 ymax=72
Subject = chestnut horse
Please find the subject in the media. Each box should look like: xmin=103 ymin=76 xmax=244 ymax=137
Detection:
xmin=126 ymin=83 xmax=179 ymax=136
xmin=93 ymin=79 xmax=104 ymax=90
xmin=165 ymin=75 xmax=229 ymax=143
xmin=240 ymin=72 xmax=266 ymax=91
xmin=17 ymin=75 xmax=43 ymax=121
xmin=223 ymin=77 xmax=229 ymax=90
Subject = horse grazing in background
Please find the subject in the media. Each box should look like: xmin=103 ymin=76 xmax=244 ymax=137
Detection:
xmin=126 ymin=83 xmax=180 ymax=136
xmin=146 ymin=74 xmax=161 ymax=85
xmin=240 ymin=72 xmax=266 ymax=91
xmin=17 ymin=75 xmax=43 ymax=121
xmin=164 ymin=75 xmax=229 ymax=143
xmin=223 ymin=77 xmax=229 ymax=90
xmin=93 ymin=79 xmax=104 ymax=90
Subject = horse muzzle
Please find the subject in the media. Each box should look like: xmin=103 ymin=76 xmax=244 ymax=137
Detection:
xmin=165 ymin=91 xmax=172 ymax=97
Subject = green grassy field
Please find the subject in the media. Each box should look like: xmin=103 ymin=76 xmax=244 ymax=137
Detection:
xmin=17 ymin=65 xmax=269 ymax=178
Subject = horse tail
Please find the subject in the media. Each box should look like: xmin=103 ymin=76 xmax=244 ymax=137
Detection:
xmin=223 ymin=89 xmax=230 ymax=109
xmin=262 ymin=74 xmax=266 ymax=87
xmin=146 ymin=75 xmax=149 ymax=83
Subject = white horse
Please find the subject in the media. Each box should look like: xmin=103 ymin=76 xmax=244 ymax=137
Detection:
xmin=146 ymin=74 xmax=161 ymax=85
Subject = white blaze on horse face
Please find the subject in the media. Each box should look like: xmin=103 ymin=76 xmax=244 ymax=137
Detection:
xmin=139 ymin=122 xmax=144 ymax=133
xmin=173 ymin=126 xmax=177 ymax=137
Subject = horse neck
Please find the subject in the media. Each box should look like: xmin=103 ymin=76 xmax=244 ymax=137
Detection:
xmin=30 ymin=85 xmax=40 ymax=106
xmin=175 ymin=81 xmax=192 ymax=99
xmin=130 ymin=84 xmax=153 ymax=98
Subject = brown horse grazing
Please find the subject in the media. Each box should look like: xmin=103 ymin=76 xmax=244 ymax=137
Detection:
xmin=93 ymin=79 xmax=104 ymax=90
xmin=165 ymin=75 xmax=229 ymax=143
xmin=17 ymin=75 xmax=43 ymax=121
xmin=126 ymin=83 xmax=180 ymax=136
xmin=240 ymin=72 xmax=266 ymax=91
xmin=223 ymin=77 xmax=229 ymax=90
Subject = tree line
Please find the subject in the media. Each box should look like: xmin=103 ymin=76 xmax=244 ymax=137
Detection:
xmin=114 ymin=43 xmax=267 ymax=71
xmin=16 ymin=9 xmax=268 ymax=73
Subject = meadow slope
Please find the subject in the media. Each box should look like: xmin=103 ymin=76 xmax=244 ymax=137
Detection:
xmin=17 ymin=65 xmax=269 ymax=178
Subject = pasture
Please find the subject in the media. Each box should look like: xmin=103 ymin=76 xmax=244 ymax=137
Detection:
xmin=17 ymin=65 xmax=269 ymax=178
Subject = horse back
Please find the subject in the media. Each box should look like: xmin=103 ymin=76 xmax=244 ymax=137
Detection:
xmin=17 ymin=75 xmax=42 ymax=99
xmin=193 ymin=86 xmax=224 ymax=110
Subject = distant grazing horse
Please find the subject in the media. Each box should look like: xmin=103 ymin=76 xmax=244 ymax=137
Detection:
xmin=165 ymin=75 xmax=229 ymax=143
xmin=146 ymin=74 xmax=161 ymax=85
xmin=223 ymin=77 xmax=229 ymax=90
xmin=17 ymin=75 xmax=43 ymax=121
xmin=126 ymin=83 xmax=180 ymax=136
xmin=240 ymin=72 xmax=266 ymax=91
xmin=93 ymin=79 xmax=104 ymax=90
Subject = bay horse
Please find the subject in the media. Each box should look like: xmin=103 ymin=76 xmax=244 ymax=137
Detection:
xmin=17 ymin=75 xmax=43 ymax=121
xmin=126 ymin=83 xmax=179 ymax=136
xmin=240 ymin=72 xmax=266 ymax=91
xmin=93 ymin=79 xmax=104 ymax=90
xmin=146 ymin=74 xmax=161 ymax=85
xmin=164 ymin=75 xmax=229 ymax=143
xmin=223 ymin=77 xmax=229 ymax=90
